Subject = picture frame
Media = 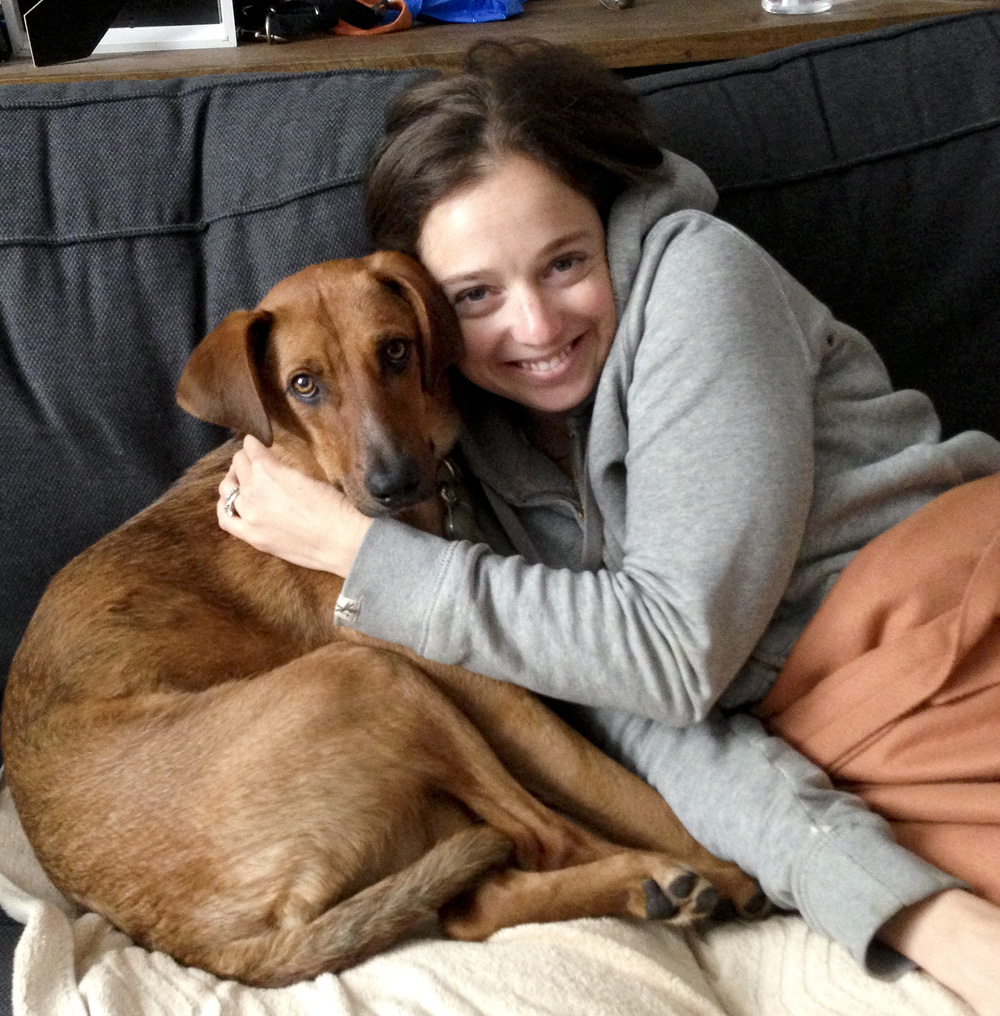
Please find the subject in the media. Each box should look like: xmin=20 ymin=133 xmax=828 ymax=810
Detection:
xmin=0 ymin=0 xmax=237 ymax=63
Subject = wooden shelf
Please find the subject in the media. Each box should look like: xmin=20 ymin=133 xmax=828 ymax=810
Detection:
xmin=1 ymin=0 xmax=997 ymax=84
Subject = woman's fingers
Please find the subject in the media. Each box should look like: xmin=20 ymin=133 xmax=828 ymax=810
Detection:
xmin=241 ymin=433 xmax=266 ymax=459
xmin=217 ymin=445 xmax=248 ymax=524
xmin=214 ymin=438 xmax=371 ymax=575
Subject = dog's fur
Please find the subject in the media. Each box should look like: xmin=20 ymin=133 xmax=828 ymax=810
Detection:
xmin=1 ymin=253 xmax=761 ymax=988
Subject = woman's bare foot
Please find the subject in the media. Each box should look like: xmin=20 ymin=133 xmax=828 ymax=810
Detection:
xmin=880 ymin=889 xmax=1000 ymax=1016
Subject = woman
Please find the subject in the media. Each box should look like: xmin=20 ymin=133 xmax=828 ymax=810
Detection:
xmin=218 ymin=41 xmax=1000 ymax=1014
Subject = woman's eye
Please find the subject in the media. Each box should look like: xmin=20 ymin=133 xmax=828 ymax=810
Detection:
xmin=456 ymin=286 xmax=488 ymax=305
xmin=452 ymin=286 xmax=498 ymax=319
xmin=551 ymin=253 xmax=584 ymax=274
xmin=289 ymin=373 xmax=318 ymax=399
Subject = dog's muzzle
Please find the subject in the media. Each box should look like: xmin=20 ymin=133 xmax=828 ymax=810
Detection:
xmin=364 ymin=456 xmax=424 ymax=510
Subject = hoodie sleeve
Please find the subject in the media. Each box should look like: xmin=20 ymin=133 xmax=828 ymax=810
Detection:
xmin=576 ymin=704 xmax=964 ymax=976
xmin=337 ymin=213 xmax=820 ymax=725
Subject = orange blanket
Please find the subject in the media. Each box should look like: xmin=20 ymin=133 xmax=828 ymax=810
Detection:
xmin=757 ymin=472 xmax=1000 ymax=901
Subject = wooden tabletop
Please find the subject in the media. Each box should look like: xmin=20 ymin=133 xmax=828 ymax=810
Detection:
xmin=1 ymin=0 xmax=998 ymax=84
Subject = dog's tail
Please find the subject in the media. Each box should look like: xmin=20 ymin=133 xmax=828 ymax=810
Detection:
xmin=194 ymin=824 xmax=514 ymax=987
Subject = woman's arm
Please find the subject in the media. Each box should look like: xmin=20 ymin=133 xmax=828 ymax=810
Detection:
xmin=575 ymin=703 xmax=963 ymax=976
xmin=586 ymin=702 xmax=1000 ymax=1016
xmin=339 ymin=215 xmax=820 ymax=724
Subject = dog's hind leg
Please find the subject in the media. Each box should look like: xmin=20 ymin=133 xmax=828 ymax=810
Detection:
xmin=374 ymin=648 xmax=763 ymax=911
xmin=195 ymin=824 xmax=514 ymax=987
xmin=440 ymin=847 xmax=723 ymax=941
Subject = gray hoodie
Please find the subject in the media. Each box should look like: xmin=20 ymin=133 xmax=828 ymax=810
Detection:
xmin=338 ymin=153 xmax=1000 ymax=972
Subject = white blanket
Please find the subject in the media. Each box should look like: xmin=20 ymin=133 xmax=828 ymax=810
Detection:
xmin=0 ymin=777 xmax=969 ymax=1016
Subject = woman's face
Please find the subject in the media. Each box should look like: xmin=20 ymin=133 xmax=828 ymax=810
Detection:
xmin=417 ymin=155 xmax=617 ymax=415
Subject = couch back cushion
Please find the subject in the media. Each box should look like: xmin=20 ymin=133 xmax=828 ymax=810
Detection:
xmin=633 ymin=11 xmax=1000 ymax=443
xmin=0 ymin=68 xmax=428 ymax=694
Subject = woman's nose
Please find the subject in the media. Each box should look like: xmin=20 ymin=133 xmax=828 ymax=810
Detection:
xmin=509 ymin=285 xmax=561 ymax=347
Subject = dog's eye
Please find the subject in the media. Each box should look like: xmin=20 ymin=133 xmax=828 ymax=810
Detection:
xmin=384 ymin=339 xmax=409 ymax=362
xmin=289 ymin=373 xmax=319 ymax=401
xmin=380 ymin=338 xmax=412 ymax=374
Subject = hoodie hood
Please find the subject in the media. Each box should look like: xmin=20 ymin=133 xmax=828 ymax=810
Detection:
xmin=453 ymin=152 xmax=718 ymax=508
xmin=607 ymin=151 xmax=718 ymax=317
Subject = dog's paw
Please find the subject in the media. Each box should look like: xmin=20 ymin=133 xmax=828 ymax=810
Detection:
xmin=735 ymin=881 xmax=774 ymax=921
xmin=637 ymin=869 xmax=720 ymax=927
xmin=700 ymin=879 xmax=774 ymax=924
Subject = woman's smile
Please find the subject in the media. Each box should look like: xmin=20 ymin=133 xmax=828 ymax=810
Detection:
xmin=509 ymin=336 xmax=582 ymax=375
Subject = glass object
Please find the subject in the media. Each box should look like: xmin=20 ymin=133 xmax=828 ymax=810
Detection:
xmin=762 ymin=0 xmax=833 ymax=12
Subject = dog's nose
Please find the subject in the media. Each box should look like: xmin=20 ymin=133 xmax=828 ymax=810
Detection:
xmin=365 ymin=456 xmax=424 ymax=508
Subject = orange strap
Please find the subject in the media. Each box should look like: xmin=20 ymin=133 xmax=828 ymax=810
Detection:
xmin=333 ymin=0 xmax=412 ymax=35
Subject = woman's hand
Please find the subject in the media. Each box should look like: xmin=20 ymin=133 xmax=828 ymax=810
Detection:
xmin=217 ymin=435 xmax=372 ymax=578
xmin=880 ymin=888 xmax=1000 ymax=1016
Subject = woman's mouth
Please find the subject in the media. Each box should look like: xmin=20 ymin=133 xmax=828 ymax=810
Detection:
xmin=510 ymin=337 xmax=579 ymax=374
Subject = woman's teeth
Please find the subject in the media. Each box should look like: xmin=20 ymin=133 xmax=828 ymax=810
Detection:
xmin=515 ymin=341 xmax=573 ymax=373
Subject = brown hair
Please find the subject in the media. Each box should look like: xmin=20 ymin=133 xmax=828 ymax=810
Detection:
xmin=364 ymin=39 xmax=666 ymax=257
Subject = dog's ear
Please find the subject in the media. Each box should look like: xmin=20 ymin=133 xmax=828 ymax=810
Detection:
xmin=366 ymin=251 xmax=463 ymax=395
xmin=177 ymin=309 xmax=274 ymax=445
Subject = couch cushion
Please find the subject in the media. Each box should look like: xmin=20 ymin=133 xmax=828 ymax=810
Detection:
xmin=632 ymin=11 xmax=1000 ymax=444
xmin=0 ymin=68 xmax=429 ymax=693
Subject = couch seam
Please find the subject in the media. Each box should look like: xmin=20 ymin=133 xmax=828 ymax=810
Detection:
xmin=0 ymin=174 xmax=363 ymax=248
xmin=716 ymin=114 xmax=1000 ymax=195
xmin=0 ymin=66 xmax=433 ymax=112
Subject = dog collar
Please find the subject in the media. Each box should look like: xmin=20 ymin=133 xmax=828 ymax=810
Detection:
xmin=437 ymin=458 xmax=481 ymax=543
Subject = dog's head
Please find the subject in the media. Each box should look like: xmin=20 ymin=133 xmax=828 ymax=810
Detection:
xmin=177 ymin=252 xmax=464 ymax=518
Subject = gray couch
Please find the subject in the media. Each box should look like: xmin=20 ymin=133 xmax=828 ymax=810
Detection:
xmin=1 ymin=11 xmax=999 ymax=1012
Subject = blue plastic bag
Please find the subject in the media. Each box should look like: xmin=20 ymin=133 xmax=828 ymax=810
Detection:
xmin=408 ymin=0 xmax=525 ymax=24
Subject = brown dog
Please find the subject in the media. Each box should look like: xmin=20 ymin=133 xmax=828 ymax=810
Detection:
xmin=1 ymin=253 xmax=762 ymax=988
